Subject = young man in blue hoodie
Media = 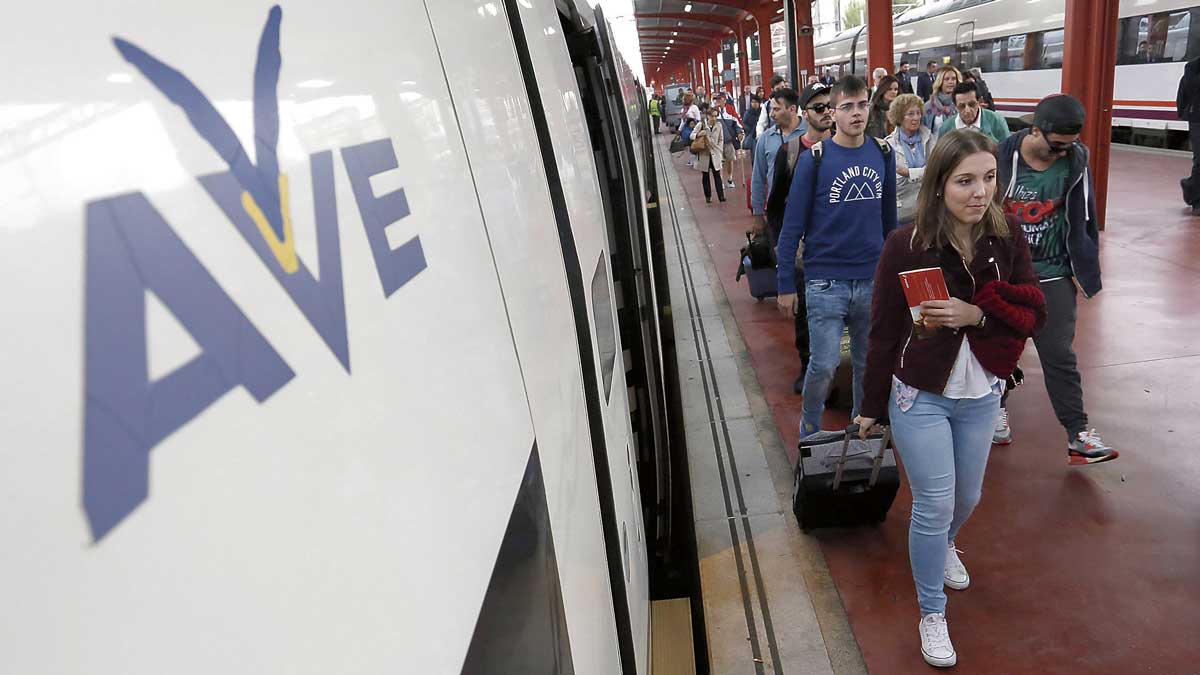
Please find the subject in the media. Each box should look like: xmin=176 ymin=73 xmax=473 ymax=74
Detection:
xmin=776 ymin=75 xmax=898 ymax=437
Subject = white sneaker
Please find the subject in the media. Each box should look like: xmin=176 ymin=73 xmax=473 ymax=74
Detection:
xmin=919 ymin=613 xmax=957 ymax=668
xmin=727 ymin=179 xmax=735 ymax=188
xmin=993 ymin=407 xmax=1012 ymax=445
xmin=944 ymin=544 xmax=969 ymax=590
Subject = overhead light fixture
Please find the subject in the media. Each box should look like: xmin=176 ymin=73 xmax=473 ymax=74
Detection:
xmin=684 ymin=4 xmax=692 ymax=12
xmin=669 ymin=39 xmax=675 ymax=43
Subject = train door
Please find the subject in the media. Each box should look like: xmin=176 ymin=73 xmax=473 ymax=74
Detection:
xmin=956 ymin=21 xmax=977 ymax=70
xmin=425 ymin=1 xmax=651 ymax=674
xmin=0 ymin=2 xmax=574 ymax=674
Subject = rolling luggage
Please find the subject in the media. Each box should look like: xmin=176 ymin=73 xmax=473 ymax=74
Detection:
xmin=792 ymin=424 xmax=899 ymax=532
xmin=735 ymin=230 xmax=777 ymax=300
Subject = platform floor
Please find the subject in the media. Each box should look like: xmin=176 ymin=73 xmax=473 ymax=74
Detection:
xmin=660 ymin=137 xmax=1200 ymax=674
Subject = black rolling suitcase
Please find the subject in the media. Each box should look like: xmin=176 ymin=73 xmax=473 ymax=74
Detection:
xmin=792 ymin=424 xmax=899 ymax=531
xmin=735 ymin=230 xmax=778 ymax=301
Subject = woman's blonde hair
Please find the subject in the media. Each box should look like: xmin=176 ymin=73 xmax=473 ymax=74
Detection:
xmin=887 ymin=93 xmax=924 ymax=128
xmin=683 ymin=93 xmax=695 ymax=105
xmin=913 ymin=129 xmax=1009 ymax=251
xmin=932 ymin=65 xmax=961 ymax=97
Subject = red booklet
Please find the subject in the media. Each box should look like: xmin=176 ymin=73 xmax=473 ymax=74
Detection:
xmin=898 ymin=267 xmax=950 ymax=337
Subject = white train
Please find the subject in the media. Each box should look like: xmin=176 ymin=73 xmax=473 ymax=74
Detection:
xmin=0 ymin=2 xmax=680 ymax=673
xmin=813 ymin=0 xmax=1195 ymax=142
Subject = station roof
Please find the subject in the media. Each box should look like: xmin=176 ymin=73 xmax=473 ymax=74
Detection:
xmin=635 ymin=1 xmax=782 ymax=76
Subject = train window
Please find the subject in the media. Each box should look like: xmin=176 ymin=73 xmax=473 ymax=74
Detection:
xmin=972 ymin=38 xmax=996 ymax=72
xmin=1004 ymin=34 xmax=1026 ymax=72
xmin=591 ymin=255 xmax=618 ymax=401
xmin=1118 ymin=10 xmax=1192 ymax=64
xmin=1041 ymin=30 xmax=1064 ymax=70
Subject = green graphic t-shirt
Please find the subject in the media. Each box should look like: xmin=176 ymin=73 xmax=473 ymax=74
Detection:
xmin=1004 ymin=158 xmax=1071 ymax=280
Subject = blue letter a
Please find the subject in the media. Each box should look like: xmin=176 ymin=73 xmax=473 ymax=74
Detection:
xmin=83 ymin=192 xmax=294 ymax=542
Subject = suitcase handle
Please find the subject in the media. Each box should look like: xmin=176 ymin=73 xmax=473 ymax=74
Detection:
xmin=832 ymin=425 xmax=892 ymax=491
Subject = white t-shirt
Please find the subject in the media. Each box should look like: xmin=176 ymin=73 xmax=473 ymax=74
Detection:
xmin=941 ymin=338 xmax=999 ymax=399
xmin=684 ymin=104 xmax=702 ymax=123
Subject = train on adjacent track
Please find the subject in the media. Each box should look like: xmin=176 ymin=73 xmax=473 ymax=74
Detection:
xmin=814 ymin=0 xmax=1197 ymax=144
xmin=0 ymin=2 xmax=681 ymax=673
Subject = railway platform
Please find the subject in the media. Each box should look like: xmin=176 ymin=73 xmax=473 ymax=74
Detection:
xmin=657 ymin=136 xmax=1200 ymax=674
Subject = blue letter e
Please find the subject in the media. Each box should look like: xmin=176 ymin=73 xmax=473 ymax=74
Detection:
xmin=82 ymin=192 xmax=294 ymax=542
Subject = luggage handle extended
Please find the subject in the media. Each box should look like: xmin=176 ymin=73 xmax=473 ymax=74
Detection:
xmin=832 ymin=423 xmax=892 ymax=491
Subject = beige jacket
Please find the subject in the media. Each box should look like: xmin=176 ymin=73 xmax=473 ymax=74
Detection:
xmin=692 ymin=120 xmax=724 ymax=173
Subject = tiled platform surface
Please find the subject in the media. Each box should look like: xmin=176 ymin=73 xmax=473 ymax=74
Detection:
xmin=662 ymin=138 xmax=1200 ymax=674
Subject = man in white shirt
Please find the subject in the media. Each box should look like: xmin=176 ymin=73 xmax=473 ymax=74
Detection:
xmin=755 ymin=74 xmax=788 ymax=137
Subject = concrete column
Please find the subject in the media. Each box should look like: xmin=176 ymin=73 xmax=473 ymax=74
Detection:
xmin=1061 ymin=0 xmax=1119 ymax=227
xmin=866 ymin=0 xmax=894 ymax=76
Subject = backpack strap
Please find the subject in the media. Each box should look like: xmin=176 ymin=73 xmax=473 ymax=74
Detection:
xmin=809 ymin=140 xmax=824 ymax=198
xmin=873 ymin=136 xmax=892 ymax=157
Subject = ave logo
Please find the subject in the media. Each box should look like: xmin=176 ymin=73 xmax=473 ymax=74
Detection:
xmin=83 ymin=6 xmax=424 ymax=541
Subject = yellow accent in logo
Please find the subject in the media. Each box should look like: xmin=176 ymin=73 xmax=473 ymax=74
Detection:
xmin=241 ymin=174 xmax=298 ymax=274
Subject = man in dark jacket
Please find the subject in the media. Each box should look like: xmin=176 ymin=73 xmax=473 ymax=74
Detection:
xmin=996 ymin=94 xmax=1118 ymax=465
xmin=916 ymin=60 xmax=937 ymax=101
xmin=1177 ymin=56 xmax=1200 ymax=214
xmin=897 ymin=60 xmax=915 ymax=95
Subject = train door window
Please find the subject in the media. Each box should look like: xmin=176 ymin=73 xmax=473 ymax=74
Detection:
xmin=973 ymin=38 xmax=996 ymax=72
xmin=955 ymin=22 xmax=975 ymax=70
xmin=592 ymin=255 xmax=618 ymax=400
xmin=1041 ymin=30 xmax=1064 ymax=70
xmin=1004 ymin=34 xmax=1026 ymax=71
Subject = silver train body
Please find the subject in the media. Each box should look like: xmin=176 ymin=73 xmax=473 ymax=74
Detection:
xmin=0 ymin=1 xmax=677 ymax=673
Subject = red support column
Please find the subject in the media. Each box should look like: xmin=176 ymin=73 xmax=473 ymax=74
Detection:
xmin=866 ymin=0 xmax=895 ymax=76
xmin=1062 ymin=0 xmax=1119 ymax=228
xmin=738 ymin=23 xmax=751 ymax=95
xmin=794 ymin=0 xmax=816 ymax=81
xmin=754 ymin=9 xmax=775 ymax=88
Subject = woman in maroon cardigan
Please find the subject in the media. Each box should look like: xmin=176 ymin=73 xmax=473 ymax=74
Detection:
xmin=854 ymin=130 xmax=1046 ymax=669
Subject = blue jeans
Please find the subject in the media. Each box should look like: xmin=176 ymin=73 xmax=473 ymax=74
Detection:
xmin=800 ymin=278 xmax=873 ymax=435
xmin=889 ymin=381 xmax=1001 ymax=616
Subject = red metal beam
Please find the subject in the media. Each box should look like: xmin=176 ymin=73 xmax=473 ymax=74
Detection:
xmin=639 ymin=26 xmax=730 ymax=39
xmin=866 ymin=0 xmax=894 ymax=77
xmin=635 ymin=12 xmax=747 ymax=31
xmin=1061 ymin=0 xmax=1119 ymax=228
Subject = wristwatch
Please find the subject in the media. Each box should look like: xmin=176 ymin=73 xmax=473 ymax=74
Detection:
xmin=976 ymin=313 xmax=987 ymax=329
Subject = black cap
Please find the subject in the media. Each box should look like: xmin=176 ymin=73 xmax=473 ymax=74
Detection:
xmin=1033 ymin=94 xmax=1085 ymax=135
xmin=798 ymin=82 xmax=830 ymax=108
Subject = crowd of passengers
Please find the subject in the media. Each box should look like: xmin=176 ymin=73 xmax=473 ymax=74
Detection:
xmin=656 ymin=66 xmax=1115 ymax=669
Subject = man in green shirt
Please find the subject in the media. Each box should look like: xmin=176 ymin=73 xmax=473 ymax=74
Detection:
xmin=996 ymin=94 xmax=1117 ymax=465
xmin=934 ymin=81 xmax=1010 ymax=145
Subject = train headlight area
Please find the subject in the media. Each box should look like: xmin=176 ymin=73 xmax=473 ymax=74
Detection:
xmin=1 ymin=1 xmax=1197 ymax=674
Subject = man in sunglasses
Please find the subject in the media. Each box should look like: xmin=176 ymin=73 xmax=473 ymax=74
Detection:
xmin=996 ymin=94 xmax=1117 ymax=465
xmin=750 ymin=84 xmax=835 ymax=393
xmin=775 ymin=76 xmax=897 ymax=437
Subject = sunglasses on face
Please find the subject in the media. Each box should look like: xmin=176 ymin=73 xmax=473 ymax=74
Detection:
xmin=1047 ymin=141 xmax=1073 ymax=155
xmin=805 ymin=102 xmax=831 ymax=114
